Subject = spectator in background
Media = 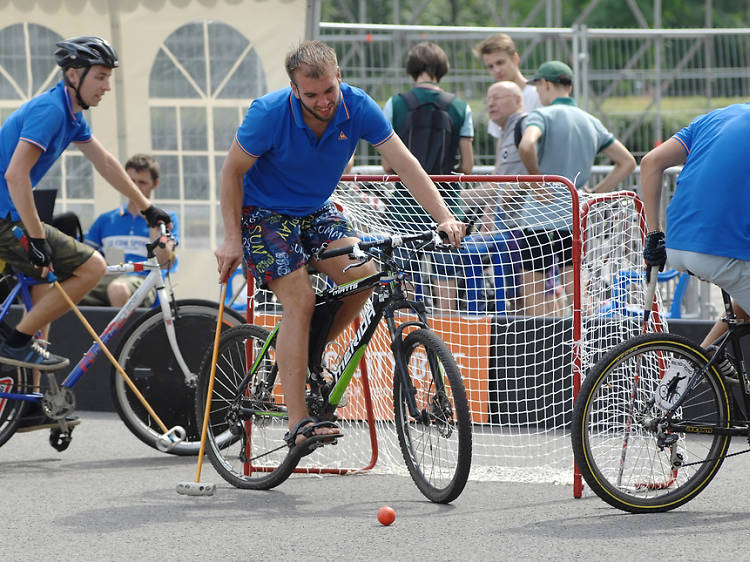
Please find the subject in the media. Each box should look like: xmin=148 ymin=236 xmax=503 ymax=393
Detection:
xmin=381 ymin=41 xmax=474 ymax=313
xmin=462 ymin=81 xmax=528 ymax=313
xmin=463 ymin=81 xmax=527 ymax=228
xmin=81 ymin=154 xmax=178 ymax=307
xmin=474 ymin=33 xmax=541 ymax=143
xmin=517 ymin=60 xmax=635 ymax=316
xmin=382 ymin=41 xmax=473 ymax=176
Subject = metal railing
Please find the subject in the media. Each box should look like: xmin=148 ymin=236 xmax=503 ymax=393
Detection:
xmin=322 ymin=22 xmax=750 ymax=168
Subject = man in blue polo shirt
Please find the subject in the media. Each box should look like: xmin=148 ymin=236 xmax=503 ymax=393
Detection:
xmin=0 ymin=38 xmax=171 ymax=372
xmin=215 ymin=40 xmax=466 ymax=456
xmin=643 ymin=102 xmax=750 ymax=355
xmin=82 ymin=153 xmax=178 ymax=307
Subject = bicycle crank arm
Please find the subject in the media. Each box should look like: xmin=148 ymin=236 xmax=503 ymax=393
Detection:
xmin=156 ymin=425 xmax=187 ymax=451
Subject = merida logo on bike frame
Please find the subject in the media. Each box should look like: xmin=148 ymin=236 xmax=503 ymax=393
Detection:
xmin=329 ymin=278 xmax=363 ymax=297
xmin=329 ymin=299 xmax=376 ymax=404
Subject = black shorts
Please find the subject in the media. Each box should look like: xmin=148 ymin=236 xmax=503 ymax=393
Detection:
xmin=519 ymin=229 xmax=573 ymax=272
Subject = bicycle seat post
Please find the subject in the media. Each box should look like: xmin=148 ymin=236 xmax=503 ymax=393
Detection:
xmin=721 ymin=289 xmax=739 ymax=325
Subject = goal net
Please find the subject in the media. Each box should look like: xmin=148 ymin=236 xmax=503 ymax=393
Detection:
xmin=245 ymin=175 xmax=667 ymax=487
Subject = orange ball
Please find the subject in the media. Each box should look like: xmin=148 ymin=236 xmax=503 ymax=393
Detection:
xmin=377 ymin=505 xmax=396 ymax=526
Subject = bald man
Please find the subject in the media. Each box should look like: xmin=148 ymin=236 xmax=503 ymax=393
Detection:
xmin=487 ymin=81 xmax=527 ymax=175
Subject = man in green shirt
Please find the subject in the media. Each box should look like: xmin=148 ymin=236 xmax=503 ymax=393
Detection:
xmin=517 ymin=60 xmax=635 ymax=316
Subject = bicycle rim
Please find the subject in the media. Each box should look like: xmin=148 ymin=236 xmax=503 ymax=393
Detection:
xmin=198 ymin=324 xmax=298 ymax=490
xmin=112 ymin=301 xmax=244 ymax=455
xmin=0 ymin=366 xmax=30 ymax=447
xmin=574 ymin=334 xmax=731 ymax=513
xmin=393 ymin=329 xmax=472 ymax=503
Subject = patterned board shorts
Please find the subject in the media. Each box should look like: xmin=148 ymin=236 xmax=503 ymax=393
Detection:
xmin=241 ymin=202 xmax=356 ymax=288
xmin=0 ymin=218 xmax=95 ymax=282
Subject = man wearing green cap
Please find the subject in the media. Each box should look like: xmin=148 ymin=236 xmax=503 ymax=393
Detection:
xmin=516 ymin=60 xmax=635 ymax=316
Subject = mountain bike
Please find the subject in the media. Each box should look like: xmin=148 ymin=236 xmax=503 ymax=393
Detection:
xmin=0 ymin=227 xmax=244 ymax=454
xmin=572 ymin=281 xmax=750 ymax=512
xmin=195 ymin=228 xmax=472 ymax=503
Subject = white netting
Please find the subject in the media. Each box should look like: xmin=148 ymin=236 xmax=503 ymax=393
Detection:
xmin=248 ymin=177 xmax=667 ymax=483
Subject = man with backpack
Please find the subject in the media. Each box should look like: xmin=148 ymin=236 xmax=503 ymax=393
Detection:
xmin=380 ymin=41 xmax=474 ymax=313
xmin=381 ymin=41 xmax=473 ymax=177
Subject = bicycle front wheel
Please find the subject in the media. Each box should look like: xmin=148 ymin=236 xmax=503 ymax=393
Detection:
xmin=393 ymin=328 xmax=472 ymax=503
xmin=112 ymin=299 xmax=245 ymax=455
xmin=572 ymin=333 xmax=731 ymax=513
xmin=0 ymin=366 xmax=31 ymax=447
xmin=196 ymin=323 xmax=299 ymax=490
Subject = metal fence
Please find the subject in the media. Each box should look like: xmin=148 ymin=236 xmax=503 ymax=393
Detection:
xmin=320 ymin=22 xmax=750 ymax=169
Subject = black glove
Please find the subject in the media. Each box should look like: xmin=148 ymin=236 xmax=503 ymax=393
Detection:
xmin=141 ymin=205 xmax=171 ymax=228
xmin=28 ymin=237 xmax=53 ymax=268
xmin=643 ymin=231 xmax=666 ymax=282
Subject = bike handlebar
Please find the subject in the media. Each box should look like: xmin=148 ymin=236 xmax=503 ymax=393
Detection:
xmin=145 ymin=222 xmax=178 ymax=258
xmin=315 ymin=230 xmax=443 ymax=262
xmin=315 ymin=218 xmax=474 ymax=263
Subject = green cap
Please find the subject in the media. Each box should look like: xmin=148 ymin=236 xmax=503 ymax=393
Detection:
xmin=530 ymin=60 xmax=573 ymax=84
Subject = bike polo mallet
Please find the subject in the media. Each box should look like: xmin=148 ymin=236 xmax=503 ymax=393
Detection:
xmin=642 ymin=265 xmax=660 ymax=332
xmin=51 ymin=279 xmax=187 ymax=451
xmin=175 ymin=281 xmax=227 ymax=497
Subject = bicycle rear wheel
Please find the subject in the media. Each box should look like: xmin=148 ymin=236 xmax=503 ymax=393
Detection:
xmin=112 ymin=299 xmax=245 ymax=455
xmin=0 ymin=366 xmax=31 ymax=447
xmin=195 ymin=323 xmax=299 ymax=490
xmin=393 ymin=328 xmax=472 ymax=503
xmin=572 ymin=333 xmax=731 ymax=513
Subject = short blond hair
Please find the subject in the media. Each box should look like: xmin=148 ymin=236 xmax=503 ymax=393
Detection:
xmin=474 ymin=34 xmax=517 ymax=58
xmin=285 ymin=40 xmax=338 ymax=81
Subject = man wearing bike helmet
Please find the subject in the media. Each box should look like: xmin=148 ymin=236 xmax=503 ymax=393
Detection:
xmin=0 ymin=36 xmax=172 ymax=373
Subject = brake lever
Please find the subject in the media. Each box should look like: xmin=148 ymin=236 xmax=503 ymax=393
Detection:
xmin=343 ymin=243 xmax=370 ymax=272
xmin=343 ymin=256 xmax=372 ymax=273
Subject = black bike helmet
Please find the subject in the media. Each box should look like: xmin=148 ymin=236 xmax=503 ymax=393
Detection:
xmin=55 ymin=36 xmax=119 ymax=69
xmin=55 ymin=36 xmax=118 ymax=110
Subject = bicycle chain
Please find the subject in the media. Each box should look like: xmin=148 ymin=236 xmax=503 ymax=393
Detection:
xmin=678 ymin=446 xmax=750 ymax=468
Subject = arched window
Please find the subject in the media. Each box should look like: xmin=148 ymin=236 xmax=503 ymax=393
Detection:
xmin=149 ymin=21 xmax=267 ymax=249
xmin=0 ymin=23 xmax=94 ymax=224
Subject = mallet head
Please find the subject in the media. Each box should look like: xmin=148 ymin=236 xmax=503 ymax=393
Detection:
xmin=176 ymin=482 xmax=216 ymax=496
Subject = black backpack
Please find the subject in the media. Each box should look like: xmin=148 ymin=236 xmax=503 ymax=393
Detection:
xmin=397 ymin=90 xmax=458 ymax=175
xmin=513 ymin=113 xmax=528 ymax=148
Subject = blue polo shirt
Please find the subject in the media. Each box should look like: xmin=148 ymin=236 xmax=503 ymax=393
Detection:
xmin=666 ymin=103 xmax=750 ymax=260
xmin=235 ymin=82 xmax=393 ymax=216
xmin=85 ymin=207 xmax=180 ymax=275
xmin=0 ymin=81 xmax=92 ymax=221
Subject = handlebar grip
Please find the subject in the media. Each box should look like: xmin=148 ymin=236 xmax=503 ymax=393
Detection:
xmin=316 ymin=245 xmax=355 ymax=261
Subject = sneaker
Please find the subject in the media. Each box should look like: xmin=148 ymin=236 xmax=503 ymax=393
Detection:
xmin=16 ymin=410 xmax=80 ymax=433
xmin=0 ymin=340 xmax=69 ymax=371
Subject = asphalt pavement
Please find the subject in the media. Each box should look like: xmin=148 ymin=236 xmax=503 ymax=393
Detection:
xmin=3 ymin=411 xmax=750 ymax=561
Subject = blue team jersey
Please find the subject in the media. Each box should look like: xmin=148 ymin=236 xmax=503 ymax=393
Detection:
xmin=666 ymin=103 xmax=750 ymax=260
xmin=234 ymin=82 xmax=393 ymax=216
xmin=85 ymin=207 xmax=180 ymax=275
xmin=0 ymin=81 xmax=92 ymax=220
